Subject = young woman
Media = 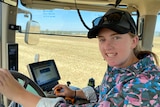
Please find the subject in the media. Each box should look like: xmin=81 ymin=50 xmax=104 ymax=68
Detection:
xmin=0 ymin=8 xmax=160 ymax=107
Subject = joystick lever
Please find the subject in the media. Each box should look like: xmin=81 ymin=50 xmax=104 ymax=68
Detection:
xmin=65 ymin=81 xmax=75 ymax=104
xmin=67 ymin=81 xmax=71 ymax=86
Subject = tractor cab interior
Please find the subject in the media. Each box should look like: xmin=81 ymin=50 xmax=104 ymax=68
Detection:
xmin=0 ymin=0 xmax=160 ymax=106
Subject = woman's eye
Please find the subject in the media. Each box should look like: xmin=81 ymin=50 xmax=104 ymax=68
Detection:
xmin=113 ymin=36 xmax=120 ymax=40
xmin=99 ymin=38 xmax=105 ymax=42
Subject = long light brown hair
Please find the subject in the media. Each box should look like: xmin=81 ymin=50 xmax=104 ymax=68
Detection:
xmin=129 ymin=32 xmax=159 ymax=66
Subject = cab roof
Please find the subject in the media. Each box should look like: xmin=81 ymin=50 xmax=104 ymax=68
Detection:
xmin=20 ymin=0 xmax=160 ymax=15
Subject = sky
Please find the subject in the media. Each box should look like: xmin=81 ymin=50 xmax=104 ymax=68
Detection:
xmin=17 ymin=1 xmax=160 ymax=32
xmin=17 ymin=3 xmax=104 ymax=31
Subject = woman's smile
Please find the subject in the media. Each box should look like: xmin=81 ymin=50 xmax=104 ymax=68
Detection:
xmin=106 ymin=53 xmax=117 ymax=58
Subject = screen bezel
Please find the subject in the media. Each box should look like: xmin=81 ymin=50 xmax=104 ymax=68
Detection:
xmin=28 ymin=60 xmax=61 ymax=91
xmin=7 ymin=43 xmax=18 ymax=71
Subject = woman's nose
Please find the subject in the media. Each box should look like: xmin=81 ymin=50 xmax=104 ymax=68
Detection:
xmin=103 ymin=40 xmax=113 ymax=51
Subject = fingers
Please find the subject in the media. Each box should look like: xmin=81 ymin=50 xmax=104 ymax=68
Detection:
xmin=0 ymin=69 xmax=25 ymax=99
xmin=0 ymin=69 xmax=14 ymax=82
xmin=0 ymin=69 xmax=10 ymax=87
xmin=53 ymin=84 xmax=65 ymax=96
xmin=52 ymin=84 xmax=75 ymax=98
xmin=0 ymin=68 xmax=13 ymax=96
xmin=53 ymin=84 xmax=64 ymax=90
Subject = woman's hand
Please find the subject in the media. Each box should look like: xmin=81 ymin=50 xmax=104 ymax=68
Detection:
xmin=53 ymin=84 xmax=75 ymax=97
xmin=0 ymin=68 xmax=41 ymax=107
xmin=0 ymin=68 xmax=26 ymax=101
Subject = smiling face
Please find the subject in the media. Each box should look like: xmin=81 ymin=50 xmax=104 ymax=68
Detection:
xmin=98 ymin=28 xmax=139 ymax=68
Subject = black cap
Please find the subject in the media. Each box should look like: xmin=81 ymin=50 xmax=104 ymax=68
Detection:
xmin=87 ymin=8 xmax=137 ymax=38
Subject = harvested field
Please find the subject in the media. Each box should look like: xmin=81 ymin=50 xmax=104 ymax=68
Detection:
xmin=16 ymin=33 xmax=160 ymax=88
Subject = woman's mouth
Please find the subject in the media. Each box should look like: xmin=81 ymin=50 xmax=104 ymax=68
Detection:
xmin=106 ymin=53 xmax=117 ymax=58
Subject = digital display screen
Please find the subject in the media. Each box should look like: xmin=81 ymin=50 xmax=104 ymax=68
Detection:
xmin=8 ymin=43 xmax=18 ymax=71
xmin=32 ymin=61 xmax=59 ymax=85
xmin=28 ymin=60 xmax=61 ymax=91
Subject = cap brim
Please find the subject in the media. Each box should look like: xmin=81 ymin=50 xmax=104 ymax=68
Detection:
xmin=88 ymin=24 xmax=130 ymax=38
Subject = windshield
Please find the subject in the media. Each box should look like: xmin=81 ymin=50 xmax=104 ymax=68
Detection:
xmin=16 ymin=3 xmax=106 ymax=88
xmin=16 ymin=3 xmax=160 ymax=88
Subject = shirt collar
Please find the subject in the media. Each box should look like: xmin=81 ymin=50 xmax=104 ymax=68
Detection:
xmin=108 ymin=54 xmax=156 ymax=75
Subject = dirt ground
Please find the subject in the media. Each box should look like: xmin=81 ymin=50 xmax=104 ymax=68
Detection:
xmin=16 ymin=33 xmax=160 ymax=88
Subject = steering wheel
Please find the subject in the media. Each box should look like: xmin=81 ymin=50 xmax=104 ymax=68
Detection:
xmin=8 ymin=71 xmax=89 ymax=106
xmin=8 ymin=71 xmax=46 ymax=107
